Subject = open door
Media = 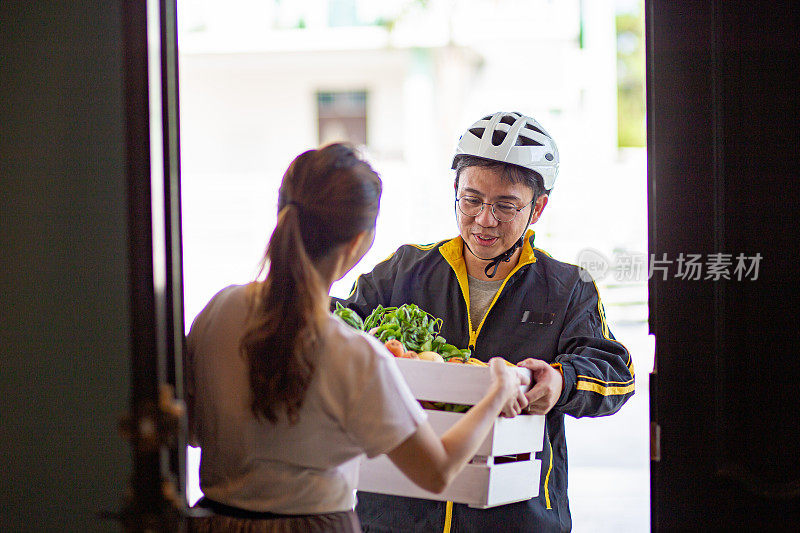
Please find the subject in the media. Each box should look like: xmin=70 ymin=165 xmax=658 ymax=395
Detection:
xmin=646 ymin=1 xmax=800 ymax=530
xmin=0 ymin=0 xmax=186 ymax=530
xmin=118 ymin=0 xmax=188 ymax=529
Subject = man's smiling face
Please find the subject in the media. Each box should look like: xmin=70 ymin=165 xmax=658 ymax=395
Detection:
xmin=455 ymin=165 xmax=541 ymax=264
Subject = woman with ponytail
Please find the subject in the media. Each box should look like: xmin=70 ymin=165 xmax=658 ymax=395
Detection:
xmin=187 ymin=143 xmax=529 ymax=533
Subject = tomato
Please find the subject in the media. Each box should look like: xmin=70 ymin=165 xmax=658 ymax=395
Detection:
xmin=384 ymin=339 xmax=406 ymax=358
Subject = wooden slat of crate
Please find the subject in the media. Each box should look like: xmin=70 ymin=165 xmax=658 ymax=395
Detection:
xmin=426 ymin=409 xmax=545 ymax=456
xmin=358 ymin=454 xmax=542 ymax=509
xmin=395 ymin=358 xmax=532 ymax=405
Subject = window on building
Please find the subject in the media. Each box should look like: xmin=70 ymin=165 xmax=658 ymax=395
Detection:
xmin=317 ymin=90 xmax=368 ymax=147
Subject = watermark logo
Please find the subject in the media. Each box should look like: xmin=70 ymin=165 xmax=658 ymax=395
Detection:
xmin=576 ymin=249 xmax=762 ymax=282
xmin=576 ymin=248 xmax=611 ymax=282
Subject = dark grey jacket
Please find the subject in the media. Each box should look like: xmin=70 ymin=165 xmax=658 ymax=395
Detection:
xmin=339 ymin=231 xmax=635 ymax=533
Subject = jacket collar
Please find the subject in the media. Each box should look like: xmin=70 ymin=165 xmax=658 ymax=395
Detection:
xmin=439 ymin=229 xmax=538 ymax=341
xmin=439 ymin=229 xmax=538 ymax=275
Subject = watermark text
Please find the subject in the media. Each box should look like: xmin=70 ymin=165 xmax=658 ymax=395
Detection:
xmin=576 ymin=249 xmax=762 ymax=282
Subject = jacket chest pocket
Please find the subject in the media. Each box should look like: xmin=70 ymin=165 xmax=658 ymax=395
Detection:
xmin=479 ymin=313 xmax=561 ymax=364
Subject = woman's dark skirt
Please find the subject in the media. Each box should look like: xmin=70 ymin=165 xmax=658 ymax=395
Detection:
xmin=189 ymin=498 xmax=362 ymax=533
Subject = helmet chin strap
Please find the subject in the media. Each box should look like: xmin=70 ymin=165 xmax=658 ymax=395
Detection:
xmin=461 ymin=207 xmax=536 ymax=279
xmin=482 ymin=237 xmax=524 ymax=278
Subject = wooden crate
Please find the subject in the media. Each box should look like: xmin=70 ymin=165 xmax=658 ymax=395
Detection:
xmin=357 ymin=359 xmax=546 ymax=509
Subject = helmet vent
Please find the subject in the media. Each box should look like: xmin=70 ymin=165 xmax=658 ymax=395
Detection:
xmin=524 ymin=123 xmax=545 ymax=135
xmin=517 ymin=136 xmax=543 ymax=147
xmin=454 ymin=112 xmax=558 ymax=187
xmin=491 ymin=130 xmax=508 ymax=146
xmin=499 ymin=115 xmax=517 ymax=126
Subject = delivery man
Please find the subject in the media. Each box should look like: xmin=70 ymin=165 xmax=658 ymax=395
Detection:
xmin=341 ymin=111 xmax=635 ymax=532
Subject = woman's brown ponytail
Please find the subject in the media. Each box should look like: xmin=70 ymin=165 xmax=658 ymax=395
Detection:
xmin=240 ymin=143 xmax=381 ymax=423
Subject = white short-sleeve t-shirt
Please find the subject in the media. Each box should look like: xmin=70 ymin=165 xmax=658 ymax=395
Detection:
xmin=186 ymin=284 xmax=427 ymax=514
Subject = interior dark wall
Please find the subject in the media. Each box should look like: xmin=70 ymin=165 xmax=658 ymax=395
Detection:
xmin=647 ymin=1 xmax=800 ymax=531
xmin=0 ymin=3 xmax=131 ymax=531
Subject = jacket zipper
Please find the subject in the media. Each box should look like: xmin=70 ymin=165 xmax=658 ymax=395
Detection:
xmin=439 ymin=232 xmax=540 ymax=533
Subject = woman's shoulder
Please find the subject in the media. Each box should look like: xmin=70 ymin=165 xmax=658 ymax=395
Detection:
xmin=205 ymin=283 xmax=257 ymax=311
xmin=323 ymin=315 xmax=392 ymax=367
xmin=319 ymin=316 xmax=412 ymax=408
xmin=188 ymin=283 xmax=255 ymax=336
xmin=212 ymin=282 xmax=254 ymax=304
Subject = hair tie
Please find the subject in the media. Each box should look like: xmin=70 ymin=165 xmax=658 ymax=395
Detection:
xmin=285 ymin=200 xmax=317 ymax=222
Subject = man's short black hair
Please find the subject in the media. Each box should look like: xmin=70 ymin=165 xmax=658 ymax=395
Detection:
xmin=453 ymin=155 xmax=551 ymax=202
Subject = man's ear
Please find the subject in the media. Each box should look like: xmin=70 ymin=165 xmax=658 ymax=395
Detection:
xmin=529 ymin=195 xmax=549 ymax=225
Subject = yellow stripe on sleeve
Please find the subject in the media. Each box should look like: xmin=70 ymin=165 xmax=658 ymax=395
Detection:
xmin=591 ymin=280 xmax=635 ymax=377
xmin=544 ymin=439 xmax=553 ymax=509
xmin=576 ymin=374 xmax=635 ymax=386
xmin=576 ymin=380 xmax=636 ymax=396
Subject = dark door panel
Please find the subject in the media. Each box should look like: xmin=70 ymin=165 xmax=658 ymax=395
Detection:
xmin=647 ymin=1 xmax=800 ymax=531
xmin=0 ymin=1 xmax=186 ymax=530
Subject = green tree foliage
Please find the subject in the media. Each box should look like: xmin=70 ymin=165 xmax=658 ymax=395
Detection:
xmin=616 ymin=4 xmax=646 ymax=147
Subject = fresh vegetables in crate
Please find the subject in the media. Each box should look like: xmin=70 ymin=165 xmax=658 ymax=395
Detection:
xmin=333 ymin=302 xmax=502 ymax=414
xmin=334 ymin=302 xmax=472 ymax=363
xmin=333 ymin=303 xmax=364 ymax=330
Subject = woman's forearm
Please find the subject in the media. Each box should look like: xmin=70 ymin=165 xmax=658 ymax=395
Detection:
xmin=386 ymin=382 xmax=510 ymax=493
xmin=437 ymin=382 xmax=507 ymax=482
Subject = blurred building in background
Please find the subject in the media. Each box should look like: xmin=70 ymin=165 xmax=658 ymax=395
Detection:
xmin=179 ymin=0 xmax=618 ymax=164
xmin=178 ymin=0 xmax=639 ymax=309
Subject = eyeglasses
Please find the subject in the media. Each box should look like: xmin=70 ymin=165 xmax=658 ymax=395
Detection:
xmin=455 ymin=195 xmax=534 ymax=223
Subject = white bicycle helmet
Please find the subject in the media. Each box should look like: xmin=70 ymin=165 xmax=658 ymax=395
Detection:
xmin=452 ymin=111 xmax=559 ymax=190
